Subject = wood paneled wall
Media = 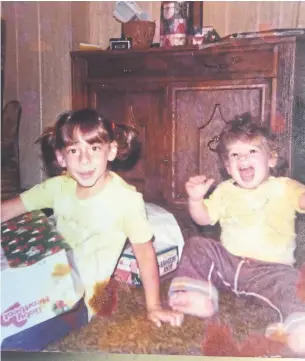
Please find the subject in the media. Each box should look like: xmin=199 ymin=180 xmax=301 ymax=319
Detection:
xmin=2 ymin=2 xmax=72 ymax=189
xmin=2 ymin=1 xmax=305 ymax=189
xmin=203 ymin=1 xmax=302 ymax=36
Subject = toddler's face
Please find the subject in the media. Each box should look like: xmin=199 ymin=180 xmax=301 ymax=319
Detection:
xmin=225 ymin=139 xmax=276 ymax=189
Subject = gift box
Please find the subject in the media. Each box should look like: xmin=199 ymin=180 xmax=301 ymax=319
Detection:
xmin=1 ymin=210 xmax=70 ymax=268
xmin=114 ymin=243 xmax=179 ymax=287
xmin=1 ymin=211 xmax=85 ymax=347
xmin=1 ymin=298 xmax=88 ymax=351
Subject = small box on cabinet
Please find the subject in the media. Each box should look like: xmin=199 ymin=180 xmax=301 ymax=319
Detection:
xmin=109 ymin=38 xmax=132 ymax=50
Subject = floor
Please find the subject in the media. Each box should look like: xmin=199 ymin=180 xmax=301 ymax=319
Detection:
xmin=44 ymin=214 xmax=304 ymax=357
xmin=45 ymin=276 xmax=298 ymax=357
xmin=45 ymin=204 xmax=305 ymax=356
xmin=1 ymin=161 xmax=304 ymax=356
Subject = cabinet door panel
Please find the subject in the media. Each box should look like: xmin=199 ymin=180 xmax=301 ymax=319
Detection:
xmin=88 ymin=85 xmax=125 ymax=122
xmin=172 ymin=81 xmax=271 ymax=204
xmin=88 ymin=85 xmax=167 ymax=203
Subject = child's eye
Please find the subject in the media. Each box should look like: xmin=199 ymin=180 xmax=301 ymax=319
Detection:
xmin=92 ymin=145 xmax=101 ymax=151
xmin=250 ymin=149 xmax=257 ymax=154
xmin=68 ymin=148 xmax=77 ymax=154
xmin=231 ymin=153 xmax=238 ymax=158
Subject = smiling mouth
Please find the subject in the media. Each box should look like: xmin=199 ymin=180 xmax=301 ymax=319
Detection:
xmin=239 ymin=166 xmax=254 ymax=181
xmin=78 ymin=170 xmax=95 ymax=179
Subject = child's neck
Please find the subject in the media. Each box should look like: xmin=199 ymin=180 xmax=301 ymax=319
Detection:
xmin=76 ymin=172 xmax=112 ymax=200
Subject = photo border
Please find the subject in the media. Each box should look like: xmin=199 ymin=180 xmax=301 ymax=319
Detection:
xmin=1 ymin=354 xmax=303 ymax=361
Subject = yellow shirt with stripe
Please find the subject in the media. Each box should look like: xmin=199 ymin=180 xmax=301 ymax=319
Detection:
xmin=203 ymin=177 xmax=305 ymax=265
xmin=20 ymin=172 xmax=153 ymax=280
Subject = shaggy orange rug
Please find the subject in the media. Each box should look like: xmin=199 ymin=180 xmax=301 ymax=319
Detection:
xmin=46 ymin=273 xmax=303 ymax=356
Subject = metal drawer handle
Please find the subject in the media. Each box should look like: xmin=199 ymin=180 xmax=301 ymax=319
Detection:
xmin=203 ymin=55 xmax=243 ymax=69
xmin=109 ymin=59 xmax=145 ymax=74
xmin=122 ymin=64 xmax=145 ymax=73
xmin=207 ymin=136 xmax=220 ymax=152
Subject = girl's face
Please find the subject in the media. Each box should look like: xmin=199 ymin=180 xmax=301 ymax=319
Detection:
xmin=56 ymin=132 xmax=117 ymax=193
xmin=225 ymin=139 xmax=277 ymax=189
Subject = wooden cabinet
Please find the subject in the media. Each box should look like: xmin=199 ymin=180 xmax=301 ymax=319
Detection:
xmin=171 ymin=79 xmax=272 ymax=203
xmin=87 ymin=82 xmax=168 ymax=201
xmin=71 ymin=35 xmax=305 ymax=208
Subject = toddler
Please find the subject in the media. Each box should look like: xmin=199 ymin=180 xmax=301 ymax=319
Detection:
xmin=168 ymin=118 xmax=305 ymax=354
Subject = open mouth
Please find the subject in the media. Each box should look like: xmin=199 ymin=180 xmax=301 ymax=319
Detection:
xmin=78 ymin=170 xmax=95 ymax=180
xmin=239 ymin=166 xmax=254 ymax=181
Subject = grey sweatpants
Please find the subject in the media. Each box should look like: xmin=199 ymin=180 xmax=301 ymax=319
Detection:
xmin=169 ymin=236 xmax=305 ymax=332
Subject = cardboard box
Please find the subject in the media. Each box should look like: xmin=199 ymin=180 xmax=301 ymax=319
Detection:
xmin=1 ymin=297 xmax=88 ymax=351
xmin=1 ymin=211 xmax=84 ymax=343
xmin=114 ymin=243 xmax=179 ymax=287
xmin=1 ymin=249 xmax=84 ymax=342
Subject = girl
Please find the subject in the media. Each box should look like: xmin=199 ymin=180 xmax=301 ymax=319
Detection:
xmin=168 ymin=118 xmax=305 ymax=354
xmin=1 ymin=108 xmax=183 ymax=327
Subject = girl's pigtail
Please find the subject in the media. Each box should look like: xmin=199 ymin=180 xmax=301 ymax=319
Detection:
xmin=35 ymin=126 xmax=63 ymax=177
xmin=112 ymin=123 xmax=141 ymax=161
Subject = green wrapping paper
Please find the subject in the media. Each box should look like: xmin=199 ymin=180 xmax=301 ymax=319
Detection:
xmin=1 ymin=210 xmax=70 ymax=268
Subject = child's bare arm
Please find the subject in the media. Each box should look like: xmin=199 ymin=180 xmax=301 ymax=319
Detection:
xmin=132 ymin=240 xmax=183 ymax=327
xmin=1 ymin=196 xmax=27 ymax=223
xmin=131 ymin=240 xmax=161 ymax=311
xmin=186 ymin=175 xmax=215 ymax=226
xmin=188 ymin=199 xmax=213 ymax=226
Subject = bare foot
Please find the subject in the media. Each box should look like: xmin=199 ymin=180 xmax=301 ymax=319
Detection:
xmin=287 ymin=324 xmax=305 ymax=355
xmin=266 ymin=322 xmax=305 ymax=355
xmin=169 ymin=291 xmax=215 ymax=318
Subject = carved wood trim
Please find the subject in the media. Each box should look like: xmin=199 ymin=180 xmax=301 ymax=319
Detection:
xmin=171 ymin=82 xmax=270 ymax=204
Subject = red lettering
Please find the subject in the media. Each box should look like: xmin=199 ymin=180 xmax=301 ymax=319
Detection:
xmin=24 ymin=301 xmax=37 ymax=311
xmin=39 ymin=296 xmax=50 ymax=305
xmin=1 ymin=303 xmax=27 ymax=327
xmin=1 ymin=298 xmax=45 ymax=328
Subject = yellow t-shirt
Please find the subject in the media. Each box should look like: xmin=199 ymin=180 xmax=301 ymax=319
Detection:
xmin=203 ymin=177 xmax=305 ymax=265
xmin=20 ymin=172 xmax=153 ymax=280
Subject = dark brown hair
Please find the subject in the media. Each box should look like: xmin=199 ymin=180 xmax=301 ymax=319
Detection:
xmin=216 ymin=116 xmax=277 ymax=162
xmin=36 ymin=108 xmax=141 ymax=177
xmin=214 ymin=115 xmax=288 ymax=177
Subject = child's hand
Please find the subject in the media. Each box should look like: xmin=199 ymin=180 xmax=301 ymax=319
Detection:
xmin=148 ymin=307 xmax=184 ymax=327
xmin=185 ymin=175 xmax=215 ymax=201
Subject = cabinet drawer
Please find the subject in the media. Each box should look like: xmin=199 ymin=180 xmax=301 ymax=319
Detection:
xmin=87 ymin=54 xmax=171 ymax=79
xmin=193 ymin=48 xmax=276 ymax=77
xmin=84 ymin=47 xmax=277 ymax=80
